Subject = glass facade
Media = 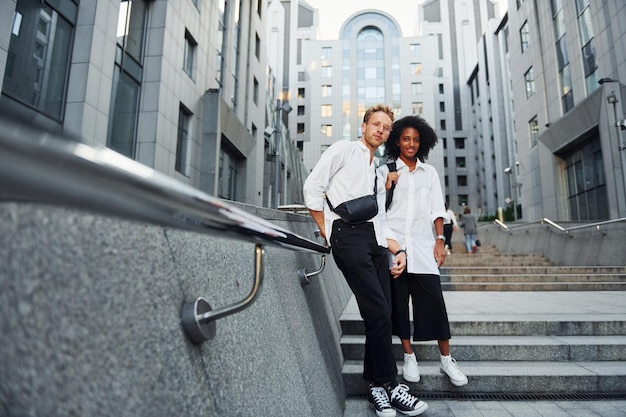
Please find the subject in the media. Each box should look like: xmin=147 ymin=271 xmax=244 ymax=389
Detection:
xmin=2 ymin=0 xmax=77 ymax=120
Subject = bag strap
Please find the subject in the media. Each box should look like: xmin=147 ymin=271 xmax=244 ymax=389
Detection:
xmin=385 ymin=162 xmax=397 ymax=211
xmin=325 ymin=166 xmax=377 ymax=212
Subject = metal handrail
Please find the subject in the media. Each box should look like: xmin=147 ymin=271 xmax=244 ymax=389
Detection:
xmin=0 ymin=109 xmax=329 ymax=344
xmin=494 ymin=217 xmax=626 ymax=234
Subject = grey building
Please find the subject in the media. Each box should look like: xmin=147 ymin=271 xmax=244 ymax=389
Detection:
xmin=0 ymin=0 xmax=306 ymax=208
xmin=471 ymin=0 xmax=626 ymax=221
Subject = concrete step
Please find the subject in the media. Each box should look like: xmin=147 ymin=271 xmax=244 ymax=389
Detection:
xmin=440 ymin=266 xmax=626 ymax=275
xmin=340 ymin=318 xmax=626 ymax=337
xmin=441 ymin=281 xmax=626 ymax=291
xmin=341 ymin=335 xmax=626 ymax=361
xmin=342 ymin=360 xmax=626 ymax=396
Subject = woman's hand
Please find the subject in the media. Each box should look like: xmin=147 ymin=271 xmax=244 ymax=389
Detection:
xmin=434 ymin=240 xmax=446 ymax=267
xmin=385 ymin=172 xmax=400 ymax=190
xmin=390 ymin=251 xmax=406 ymax=278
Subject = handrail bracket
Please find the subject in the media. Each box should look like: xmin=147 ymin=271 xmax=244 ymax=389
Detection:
xmin=181 ymin=244 xmax=265 ymax=344
xmin=298 ymin=255 xmax=327 ymax=286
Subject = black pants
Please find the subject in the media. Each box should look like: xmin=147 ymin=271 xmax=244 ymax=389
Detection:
xmin=391 ymin=273 xmax=451 ymax=342
xmin=330 ymin=220 xmax=397 ymax=385
xmin=443 ymin=223 xmax=453 ymax=249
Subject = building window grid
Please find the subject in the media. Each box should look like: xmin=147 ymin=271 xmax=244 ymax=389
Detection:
xmin=520 ymin=21 xmax=529 ymax=52
xmin=175 ymin=105 xmax=193 ymax=177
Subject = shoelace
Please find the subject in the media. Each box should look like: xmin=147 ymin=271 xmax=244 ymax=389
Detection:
xmin=390 ymin=384 xmax=416 ymax=406
xmin=370 ymin=387 xmax=391 ymax=408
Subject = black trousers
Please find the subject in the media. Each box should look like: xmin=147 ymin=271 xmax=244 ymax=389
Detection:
xmin=330 ymin=220 xmax=397 ymax=385
xmin=391 ymin=273 xmax=451 ymax=342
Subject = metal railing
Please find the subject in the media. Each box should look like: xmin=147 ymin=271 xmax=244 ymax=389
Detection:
xmin=0 ymin=108 xmax=329 ymax=344
xmin=494 ymin=217 xmax=626 ymax=235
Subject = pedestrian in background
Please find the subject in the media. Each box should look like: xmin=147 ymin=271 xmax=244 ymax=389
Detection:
xmin=443 ymin=202 xmax=458 ymax=254
xmin=303 ymin=105 xmax=428 ymax=417
xmin=461 ymin=206 xmax=478 ymax=253
xmin=380 ymin=114 xmax=468 ymax=388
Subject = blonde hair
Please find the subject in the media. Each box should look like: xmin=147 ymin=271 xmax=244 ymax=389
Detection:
xmin=362 ymin=104 xmax=394 ymax=124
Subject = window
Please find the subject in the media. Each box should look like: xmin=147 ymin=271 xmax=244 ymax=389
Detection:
xmin=456 ymin=157 xmax=466 ymax=168
xmin=184 ymin=29 xmax=197 ymax=78
xmin=106 ymin=0 xmax=149 ymax=158
xmin=412 ymin=102 xmax=423 ymax=114
xmin=255 ymin=32 xmax=260 ymax=60
xmin=412 ymin=82 xmax=423 ymax=95
xmin=410 ymin=63 xmax=422 ymax=75
xmin=297 ymin=105 xmax=305 ymax=115
xmin=321 ymin=104 xmax=332 ymax=117
xmin=524 ymin=67 xmax=535 ymax=97
xmin=457 ymin=175 xmax=468 ymax=186
xmin=440 ymin=120 xmax=446 ymax=131
xmin=321 ymin=124 xmax=333 ymax=137
xmin=439 ymin=102 xmax=445 ymax=112
xmin=218 ymin=144 xmax=241 ymax=201
xmin=297 ymin=123 xmax=305 ymax=134
xmin=529 ymin=116 xmax=539 ymax=147
xmin=176 ymin=104 xmax=192 ymax=176
xmin=297 ymin=87 xmax=305 ymax=99
xmin=298 ymin=71 xmax=306 ymax=81
xmin=321 ymin=84 xmax=332 ymax=97
xmin=321 ymin=64 xmax=332 ymax=78
xmin=454 ymin=138 xmax=465 ymax=149
xmin=409 ymin=43 xmax=421 ymax=56
xmin=458 ymin=195 xmax=468 ymax=206
xmin=439 ymin=84 xmax=444 ymax=94
xmin=2 ymin=0 xmax=77 ymax=120
xmin=253 ymin=77 xmax=259 ymax=105
xmin=321 ymin=47 xmax=332 ymax=59
xmin=520 ymin=21 xmax=529 ymax=52
xmin=257 ymin=0 xmax=262 ymax=17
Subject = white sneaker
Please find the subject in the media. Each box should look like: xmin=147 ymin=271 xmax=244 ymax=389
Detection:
xmin=440 ymin=354 xmax=468 ymax=386
xmin=402 ymin=353 xmax=420 ymax=382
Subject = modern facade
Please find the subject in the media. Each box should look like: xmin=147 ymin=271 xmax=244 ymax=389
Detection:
xmin=0 ymin=0 xmax=307 ymax=208
xmin=296 ymin=0 xmax=499 ymax=218
xmin=470 ymin=0 xmax=626 ymax=221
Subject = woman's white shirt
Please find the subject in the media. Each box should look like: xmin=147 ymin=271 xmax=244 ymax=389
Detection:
xmin=378 ymin=158 xmax=446 ymax=275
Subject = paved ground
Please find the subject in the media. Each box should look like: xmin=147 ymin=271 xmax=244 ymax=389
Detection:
xmin=345 ymin=398 xmax=626 ymax=416
xmin=341 ymin=290 xmax=626 ymax=417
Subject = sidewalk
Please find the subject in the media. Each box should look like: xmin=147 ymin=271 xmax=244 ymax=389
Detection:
xmin=345 ymin=397 xmax=626 ymax=416
xmin=341 ymin=290 xmax=626 ymax=417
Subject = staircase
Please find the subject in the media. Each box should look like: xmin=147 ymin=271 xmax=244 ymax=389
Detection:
xmin=440 ymin=244 xmax=626 ymax=291
xmin=340 ymin=244 xmax=626 ymax=399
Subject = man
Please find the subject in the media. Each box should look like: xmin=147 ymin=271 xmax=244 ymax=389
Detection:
xmin=303 ymin=105 xmax=428 ymax=417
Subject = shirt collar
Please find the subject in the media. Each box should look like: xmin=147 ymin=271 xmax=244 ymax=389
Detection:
xmin=395 ymin=157 xmax=426 ymax=172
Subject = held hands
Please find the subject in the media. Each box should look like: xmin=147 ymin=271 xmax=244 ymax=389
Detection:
xmin=390 ymin=251 xmax=406 ymax=278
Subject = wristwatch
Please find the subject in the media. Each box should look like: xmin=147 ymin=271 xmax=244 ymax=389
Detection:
xmin=435 ymin=235 xmax=445 ymax=241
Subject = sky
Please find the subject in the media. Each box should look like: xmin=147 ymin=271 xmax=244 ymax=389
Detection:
xmin=303 ymin=0 xmax=507 ymax=40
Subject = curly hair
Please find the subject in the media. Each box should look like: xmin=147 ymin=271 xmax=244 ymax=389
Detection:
xmin=384 ymin=114 xmax=438 ymax=162
xmin=362 ymin=104 xmax=395 ymax=124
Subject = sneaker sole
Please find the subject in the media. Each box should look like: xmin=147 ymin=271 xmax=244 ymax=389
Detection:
xmin=440 ymin=369 xmax=468 ymax=386
xmin=394 ymin=402 xmax=428 ymax=416
xmin=402 ymin=373 xmax=420 ymax=383
xmin=369 ymin=403 xmax=396 ymax=417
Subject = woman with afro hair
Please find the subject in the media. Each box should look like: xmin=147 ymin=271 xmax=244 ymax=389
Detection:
xmin=379 ymin=114 xmax=468 ymax=387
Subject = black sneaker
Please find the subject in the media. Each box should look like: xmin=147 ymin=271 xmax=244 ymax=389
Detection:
xmin=387 ymin=384 xmax=428 ymax=416
xmin=368 ymin=385 xmax=396 ymax=417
